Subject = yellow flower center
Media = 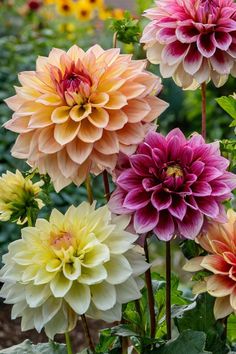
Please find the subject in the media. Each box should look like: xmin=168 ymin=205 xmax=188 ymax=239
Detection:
xmin=166 ymin=164 xmax=183 ymax=177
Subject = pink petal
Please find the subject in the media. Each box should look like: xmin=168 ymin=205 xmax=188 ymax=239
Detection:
xmin=210 ymin=181 xmax=230 ymax=196
xmin=177 ymin=208 xmax=204 ymax=239
xmin=199 ymin=166 xmax=223 ymax=181
xmin=151 ymin=190 xmax=172 ymax=210
xmin=223 ymin=252 xmax=236 ymax=266
xmin=201 ymin=255 xmax=231 ymax=274
xmin=145 ymin=131 xmax=167 ymax=150
xmin=108 ymin=188 xmax=130 ymax=215
xmin=134 ymin=204 xmax=159 ymax=233
xmin=197 ymin=33 xmax=216 ymax=58
xmin=210 ymin=50 xmax=234 ymax=75
xmin=57 ymin=149 xmax=78 ymax=178
xmin=166 ymin=128 xmax=186 ymax=144
xmin=38 ymin=126 xmax=63 ymax=154
xmin=176 ymin=25 xmax=199 ymax=43
xmin=154 ymin=211 xmax=175 ymax=241
xmin=167 ymin=135 xmax=182 ymax=160
xmin=213 ymin=31 xmax=232 ymax=51
xmin=117 ymin=169 xmax=142 ymax=191
xmin=94 ymin=131 xmax=119 ymax=155
xmin=123 ymin=188 xmax=149 ymax=210
xmin=191 ymin=161 xmax=205 ymax=176
xmin=196 ymin=197 xmax=219 ymax=218
xmin=169 ymin=195 xmax=187 ymax=221
xmin=183 ymin=44 xmax=203 ymax=75
xmin=214 ymin=297 xmax=233 ymax=320
xmin=180 ymin=146 xmax=193 ymax=165
xmin=207 ymin=274 xmax=235 ymax=297
xmin=161 ymin=41 xmax=189 ymax=65
xmin=191 ymin=181 xmax=212 ymax=196
xmin=157 ymin=27 xmax=177 ymax=44
xmin=130 ymin=154 xmax=153 ymax=176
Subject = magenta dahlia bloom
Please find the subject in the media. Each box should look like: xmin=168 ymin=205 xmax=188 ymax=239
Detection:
xmin=140 ymin=0 xmax=236 ymax=89
xmin=109 ymin=129 xmax=236 ymax=241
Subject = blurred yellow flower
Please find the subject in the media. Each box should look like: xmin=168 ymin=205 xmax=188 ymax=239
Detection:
xmin=88 ymin=0 xmax=104 ymax=8
xmin=98 ymin=7 xmax=111 ymax=20
xmin=75 ymin=0 xmax=94 ymax=21
xmin=0 ymin=202 xmax=149 ymax=338
xmin=0 ymin=170 xmax=44 ymax=224
xmin=56 ymin=0 xmax=76 ymax=16
xmin=44 ymin=0 xmax=55 ymax=4
xmin=58 ymin=22 xmax=76 ymax=33
xmin=112 ymin=8 xmax=125 ymax=20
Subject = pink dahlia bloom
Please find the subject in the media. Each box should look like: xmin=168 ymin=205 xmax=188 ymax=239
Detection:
xmin=184 ymin=209 xmax=236 ymax=319
xmin=109 ymin=129 xmax=236 ymax=241
xmin=4 ymin=45 xmax=168 ymax=191
xmin=141 ymin=0 xmax=236 ymax=89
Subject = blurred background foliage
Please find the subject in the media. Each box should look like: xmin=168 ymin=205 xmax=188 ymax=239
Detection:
xmin=0 ymin=0 xmax=235 ymax=271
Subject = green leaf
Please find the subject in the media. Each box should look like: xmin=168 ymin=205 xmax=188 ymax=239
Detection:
xmin=180 ymin=240 xmax=205 ymax=259
xmin=0 ymin=340 xmax=67 ymax=354
xmin=216 ymin=95 xmax=236 ymax=120
xmin=95 ymin=328 xmax=120 ymax=353
xmin=111 ymin=324 xmax=138 ymax=337
xmin=156 ymin=330 xmax=211 ymax=354
xmin=227 ymin=314 xmax=236 ymax=342
xmin=175 ymin=294 xmax=229 ymax=354
xmin=110 ymin=12 xmax=141 ymax=44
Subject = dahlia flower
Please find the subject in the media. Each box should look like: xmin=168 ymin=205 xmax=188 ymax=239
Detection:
xmin=4 ymin=45 xmax=168 ymax=192
xmin=109 ymin=128 xmax=236 ymax=241
xmin=0 ymin=202 xmax=149 ymax=338
xmin=141 ymin=0 xmax=236 ymax=89
xmin=184 ymin=209 xmax=236 ymax=319
xmin=0 ymin=170 xmax=44 ymax=224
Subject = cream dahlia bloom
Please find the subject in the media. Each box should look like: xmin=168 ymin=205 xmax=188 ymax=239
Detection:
xmin=0 ymin=170 xmax=44 ymax=224
xmin=4 ymin=44 xmax=168 ymax=191
xmin=184 ymin=209 xmax=236 ymax=319
xmin=0 ymin=202 xmax=149 ymax=338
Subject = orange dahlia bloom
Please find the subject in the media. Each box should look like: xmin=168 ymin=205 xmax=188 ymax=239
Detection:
xmin=5 ymin=45 xmax=168 ymax=191
xmin=184 ymin=209 xmax=236 ymax=319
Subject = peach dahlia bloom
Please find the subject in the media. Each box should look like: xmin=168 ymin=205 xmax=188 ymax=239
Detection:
xmin=4 ymin=45 xmax=168 ymax=191
xmin=141 ymin=0 xmax=236 ymax=89
xmin=184 ymin=209 xmax=236 ymax=319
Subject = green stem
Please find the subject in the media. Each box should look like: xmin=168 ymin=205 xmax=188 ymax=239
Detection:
xmin=65 ymin=332 xmax=73 ymax=354
xmin=102 ymin=170 xmax=110 ymax=202
xmin=166 ymin=241 xmax=171 ymax=340
xmin=26 ymin=209 xmax=33 ymax=227
xmin=85 ymin=174 xmax=94 ymax=204
xmin=144 ymin=238 xmax=156 ymax=338
xmin=201 ymin=82 xmax=207 ymax=140
xmin=81 ymin=314 xmax=95 ymax=352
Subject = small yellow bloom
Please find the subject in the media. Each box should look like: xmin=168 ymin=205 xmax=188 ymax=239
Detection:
xmin=0 ymin=170 xmax=44 ymax=224
xmin=98 ymin=7 xmax=111 ymax=20
xmin=56 ymin=0 xmax=76 ymax=16
xmin=75 ymin=0 xmax=94 ymax=21
xmin=88 ymin=0 xmax=104 ymax=8
xmin=112 ymin=8 xmax=125 ymax=20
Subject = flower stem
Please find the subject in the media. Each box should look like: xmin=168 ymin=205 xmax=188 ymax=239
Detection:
xmin=113 ymin=32 xmax=118 ymax=48
xmin=201 ymin=82 xmax=207 ymax=140
xmin=81 ymin=314 xmax=95 ymax=353
xmin=27 ymin=209 xmax=33 ymax=227
xmin=144 ymin=238 xmax=156 ymax=338
xmin=65 ymin=332 xmax=73 ymax=354
xmin=102 ymin=170 xmax=110 ymax=202
xmin=166 ymin=241 xmax=171 ymax=340
xmin=85 ymin=175 xmax=94 ymax=204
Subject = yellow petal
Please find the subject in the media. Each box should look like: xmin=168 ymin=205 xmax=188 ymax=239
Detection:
xmin=54 ymin=119 xmax=80 ymax=145
xmin=51 ymin=106 xmax=71 ymax=124
xmin=70 ymin=104 xmax=91 ymax=122
xmin=104 ymin=92 xmax=127 ymax=110
xmin=90 ymin=92 xmax=109 ymax=107
xmin=88 ymin=108 xmax=109 ymax=128
xmin=36 ymin=93 xmax=62 ymax=106
xmin=78 ymin=120 xmax=103 ymax=143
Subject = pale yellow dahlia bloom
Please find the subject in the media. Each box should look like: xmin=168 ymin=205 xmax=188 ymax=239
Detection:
xmin=4 ymin=44 xmax=168 ymax=192
xmin=0 ymin=202 xmax=149 ymax=338
xmin=0 ymin=170 xmax=44 ymax=224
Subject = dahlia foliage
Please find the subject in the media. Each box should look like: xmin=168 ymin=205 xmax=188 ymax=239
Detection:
xmin=0 ymin=202 xmax=148 ymax=338
xmin=141 ymin=0 xmax=236 ymax=89
xmin=109 ymin=129 xmax=236 ymax=241
xmin=5 ymin=44 xmax=168 ymax=191
xmin=184 ymin=209 xmax=236 ymax=319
